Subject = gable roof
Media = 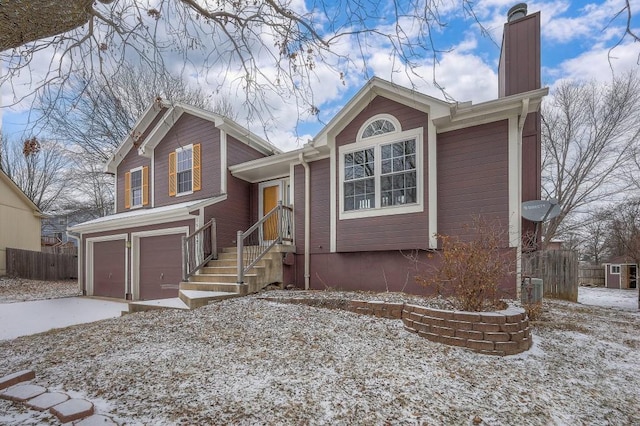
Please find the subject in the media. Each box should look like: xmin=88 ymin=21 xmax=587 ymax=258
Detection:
xmin=312 ymin=77 xmax=453 ymax=147
xmin=105 ymin=101 xmax=282 ymax=174
xmin=0 ymin=169 xmax=41 ymax=217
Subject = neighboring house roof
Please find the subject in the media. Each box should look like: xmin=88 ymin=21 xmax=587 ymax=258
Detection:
xmin=104 ymin=100 xmax=282 ymax=174
xmin=68 ymin=195 xmax=227 ymax=234
xmin=0 ymin=169 xmax=41 ymax=217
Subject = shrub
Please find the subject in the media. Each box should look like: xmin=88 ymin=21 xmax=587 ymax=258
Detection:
xmin=417 ymin=217 xmax=514 ymax=312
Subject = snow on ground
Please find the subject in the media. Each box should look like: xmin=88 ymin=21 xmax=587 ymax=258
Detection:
xmin=0 ymin=282 xmax=639 ymax=425
xmin=0 ymin=277 xmax=80 ymax=303
xmin=578 ymin=286 xmax=639 ymax=311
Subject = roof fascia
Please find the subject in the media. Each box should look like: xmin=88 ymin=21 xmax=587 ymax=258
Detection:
xmin=136 ymin=103 xmax=281 ymax=158
xmin=104 ymin=100 xmax=166 ymax=174
xmin=434 ymin=87 xmax=549 ymax=132
xmin=177 ymin=103 xmax=282 ymax=156
xmin=69 ymin=195 xmax=227 ymax=234
xmin=313 ymin=77 xmax=453 ymax=147
xmin=229 ymin=145 xmax=328 ymax=182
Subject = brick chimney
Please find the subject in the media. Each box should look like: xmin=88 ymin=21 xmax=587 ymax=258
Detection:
xmin=498 ymin=3 xmax=541 ymax=97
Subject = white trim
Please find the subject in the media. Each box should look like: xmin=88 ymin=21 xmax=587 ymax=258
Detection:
xmin=427 ymin=120 xmax=438 ymax=249
xmin=290 ymin=162 xmax=296 ymax=245
xmin=330 ymin=144 xmax=337 ymax=252
xmin=508 ymin=116 xmax=521 ymax=248
xmin=338 ymin=127 xmax=424 ymax=220
xmin=151 ymin=151 xmax=155 ymax=207
xmin=357 ymin=114 xmax=402 ymax=141
xmin=129 ymin=166 xmax=144 ymax=209
xmin=611 ymin=264 xmax=621 ymax=274
xmin=85 ymin=233 xmax=128 ymax=298
xmin=69 ymin=195 xmax=226 ymax=234
xmin=258 ymin=179 xmax=284 ymax=219
xmin=130 ymin=226 xmax=190 ymax=301
xmin=175 ymin=143 xmax=194 ymax=196
xmin=113 ymin=172 xmax=118 ymax=213
xmin=221 ymin=130 xmax=228 ymax=193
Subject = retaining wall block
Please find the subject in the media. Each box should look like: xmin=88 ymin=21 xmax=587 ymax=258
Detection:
xmin=430 ymin=325 xmax=456 ymax=337
xmin=453 ymin=311 xmax=481 ymax=322
xmin=446 ymin=319 xmax=474 ymax=331
xmin=467 ymin=339 xmax=495 ymax=351
xmin=456 ymin=329 xmax=484 ymax=340
xmin=480 ymin=313 xmax=507 ymax=324
xmin=500 ymin=322 xmax=522 ymax=333
xmin=484 ymin=332 xmax=511 ymax=343
xmin=473 ymin=322 xmax=501 ymax=332
xmin=495 ymin=341 xmax=520 ymax=355
xmin=426 ymin=308 xmax=455 ymax=320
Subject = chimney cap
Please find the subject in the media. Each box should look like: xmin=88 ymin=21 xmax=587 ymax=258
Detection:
xmin=507 ymin=3 xmax=528 ymax=22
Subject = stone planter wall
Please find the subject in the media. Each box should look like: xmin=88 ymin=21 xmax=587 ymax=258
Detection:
xmin=259 ymin=297 xmax=532 ymax=356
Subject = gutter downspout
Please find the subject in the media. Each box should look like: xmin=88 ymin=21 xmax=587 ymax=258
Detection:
xmin=299 ymin=152 xmax=311 ymax=290
xmin=66 ymin=231 xmax=83 ymax=295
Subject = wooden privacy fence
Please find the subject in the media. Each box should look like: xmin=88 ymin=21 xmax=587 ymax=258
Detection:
xmin=6 ymin=248 xmax=77 ymax=280
xmin=522 ymin=250 xmax=578 ymax=302
xmin=578 ymin=265 xmax=605 ymax=287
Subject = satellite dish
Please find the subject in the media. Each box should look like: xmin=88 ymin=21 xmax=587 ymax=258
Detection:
xmin=522 ymin=199 xmax=561 ymax=222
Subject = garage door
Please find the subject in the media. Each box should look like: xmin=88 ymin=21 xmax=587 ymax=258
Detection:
xmin=139 ymin=233 xmax=183 ymax=300
xmin=93 ymin=239 xmax=126 ymax=298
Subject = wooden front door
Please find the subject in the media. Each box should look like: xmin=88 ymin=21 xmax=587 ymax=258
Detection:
xmin=262 ymin=185 xmax=279 ymax=240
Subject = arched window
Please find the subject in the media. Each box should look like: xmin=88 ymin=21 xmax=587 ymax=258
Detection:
xmin=358 ymin=114 xmax=402 ymax=140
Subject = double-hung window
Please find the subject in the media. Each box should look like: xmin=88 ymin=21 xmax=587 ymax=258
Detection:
xmin=339 ymin=114 xmax=423 ymax=219
xmin=176 ymin=146 xmax=193 ymax=194
xmin=124 ymin=166 xmax=148 ymax=209
xmin=168 ymin=143 xmax=201 ymax=197
xmin=130 ymin=168 xmax=143 ymax=207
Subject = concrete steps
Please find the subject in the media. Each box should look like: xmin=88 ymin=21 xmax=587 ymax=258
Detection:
xmin=127 ymin=244 xmax=295 ymax=312
xmin=176 ymin=244 xmax=295 ymax=309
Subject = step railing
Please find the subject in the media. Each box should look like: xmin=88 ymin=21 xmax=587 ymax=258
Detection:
xmin=182 ymin=219 xmax=217 ymax=281
xmin=237 ymin=201 xmax=293 ymax=284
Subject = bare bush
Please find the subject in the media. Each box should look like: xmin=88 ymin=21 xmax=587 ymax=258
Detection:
xmin=417 ymin=218 xmax=514 ymax=312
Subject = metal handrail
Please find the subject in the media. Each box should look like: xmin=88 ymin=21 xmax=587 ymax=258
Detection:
xmin=182 ymin=218 xmax=217 ymax=281
xmin=236 ymin=201 xmax=293 ymax=284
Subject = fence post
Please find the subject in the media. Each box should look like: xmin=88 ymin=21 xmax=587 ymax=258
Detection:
xmin=237 ymin=230 xmax=244 ymax=284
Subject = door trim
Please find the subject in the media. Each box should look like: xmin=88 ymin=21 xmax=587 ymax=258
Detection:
xmin=130 ymin=226 xmax=190 ymax=301
xmin=85 ymin=234 xmax=128 ymax=298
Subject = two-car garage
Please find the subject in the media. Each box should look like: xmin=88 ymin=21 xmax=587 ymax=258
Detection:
xmin=85 ymin=225 xmax=190 ymax=301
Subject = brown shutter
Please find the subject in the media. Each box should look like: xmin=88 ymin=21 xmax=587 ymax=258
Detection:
xmin=168 ymin=152 xmax=176 ymax=196
xmin=124 ymin=171 xmax=131 ymax=209
xmin=142 ymin=166 xmax=149 ymax=206
xmin=193 ymin=143 xmax=201 ymax=192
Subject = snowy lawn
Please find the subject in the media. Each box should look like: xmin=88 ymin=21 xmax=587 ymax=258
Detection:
xmin=0 ymin=284 xmax=639 ymax=425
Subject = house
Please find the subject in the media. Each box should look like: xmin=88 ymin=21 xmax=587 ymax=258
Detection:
xmin=604 ymin=257 xmax=638 ymax=289
xmin=42 ymin=208 xmax=108 ymax=247
xmin=0 ymin=169 xmax=42 ymax=275
xmin=70 ymin=5 xmax=547 ymax=306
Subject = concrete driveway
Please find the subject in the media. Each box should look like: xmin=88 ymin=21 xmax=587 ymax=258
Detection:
xmin=0 ymin=297 xmax=128 ymax=341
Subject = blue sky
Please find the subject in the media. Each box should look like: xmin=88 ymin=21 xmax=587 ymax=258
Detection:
xmin=1 ymin=0 xmax=639 ymax=152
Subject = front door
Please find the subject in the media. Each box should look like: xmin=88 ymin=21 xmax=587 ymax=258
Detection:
xmin=262 ymin=185 xmax=279 ymax=241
